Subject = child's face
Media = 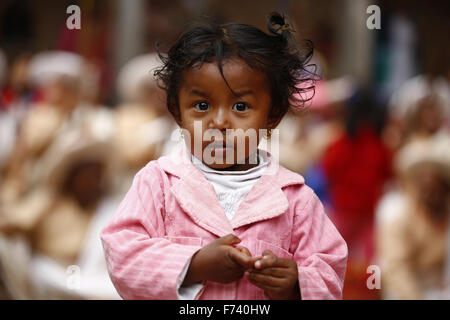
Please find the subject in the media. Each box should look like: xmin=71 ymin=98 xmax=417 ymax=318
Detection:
xmin=177 ymin=59 xmax=277 ymax=170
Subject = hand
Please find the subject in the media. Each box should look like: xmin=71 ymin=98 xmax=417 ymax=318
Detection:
xmin=183 ymin=234 xmax=259 ymax=285
xmin=247 ymin=250 xmax=301 ymax=300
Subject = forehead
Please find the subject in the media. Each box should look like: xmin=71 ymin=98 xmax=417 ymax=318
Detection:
xmin=180 ymin=59 xmax=270 ymax=93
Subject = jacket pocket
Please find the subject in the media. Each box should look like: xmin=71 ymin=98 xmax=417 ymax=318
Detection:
xmin=257 ymin=240 xmax=293 ymax=260
xmin=166 ymin=236 xmax=203 ymax=247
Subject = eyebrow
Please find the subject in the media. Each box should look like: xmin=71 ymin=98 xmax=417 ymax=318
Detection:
xmin=233 ymin=90 xmax=255 ymax=98
xmin=187 ymin=89 xmax=209 ymax=97
xmin=188 ymin=88 xmax=255 ymax=97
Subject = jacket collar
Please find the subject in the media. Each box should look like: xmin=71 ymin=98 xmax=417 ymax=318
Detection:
xmin=158 ymin=143 xmax=305 ymax=237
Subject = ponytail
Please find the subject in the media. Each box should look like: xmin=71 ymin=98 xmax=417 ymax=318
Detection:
xmin=267 ymin=12 xmax=294 ymax=43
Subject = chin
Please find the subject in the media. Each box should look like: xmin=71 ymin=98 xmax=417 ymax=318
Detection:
xmin=205 ymin=162 xmax=236 ymax=170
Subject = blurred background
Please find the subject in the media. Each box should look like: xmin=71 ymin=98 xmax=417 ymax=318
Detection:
xmin=0 ymin=0 xmax=449 ymax=300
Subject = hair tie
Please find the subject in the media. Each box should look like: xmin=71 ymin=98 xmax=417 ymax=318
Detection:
xmin=280 ymin=24 xmax=291 ymax=32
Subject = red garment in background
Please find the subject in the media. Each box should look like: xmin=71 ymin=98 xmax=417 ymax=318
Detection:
xmin=322 ymin=125 xmax=392 ymax=252
xmin=321 ymin=125 xmax=392 ymax=299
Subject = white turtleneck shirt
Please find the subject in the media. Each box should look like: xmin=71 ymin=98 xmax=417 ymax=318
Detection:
xmin=191 ymin=151 xmax=269 ymax=220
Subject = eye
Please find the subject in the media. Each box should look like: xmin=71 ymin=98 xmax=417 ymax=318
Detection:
xmin=232 ymin=102 xmax=249 ymax=112
xmin=193 ymin=101 xmax=210 ymax=112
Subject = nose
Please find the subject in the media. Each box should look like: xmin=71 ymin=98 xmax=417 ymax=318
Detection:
xmin=209 ymin=106 xmax=230 ymax=132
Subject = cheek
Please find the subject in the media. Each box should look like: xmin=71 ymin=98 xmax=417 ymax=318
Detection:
xmin=179 ymin=119 xmax=206 ymax=159
xmin=229 ymin=130 xmax=261 ymax=161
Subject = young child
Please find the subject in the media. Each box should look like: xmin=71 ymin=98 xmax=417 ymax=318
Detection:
xmin=101 ymin=12 xmax=348 ymax=300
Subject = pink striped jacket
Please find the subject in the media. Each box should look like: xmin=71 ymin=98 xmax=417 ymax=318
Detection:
xmin=100 ymin=146 xmax=348 ymax=300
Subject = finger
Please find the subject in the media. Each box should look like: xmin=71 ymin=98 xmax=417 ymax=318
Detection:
xmin=254 ymin=253 xmax=278 ymax=269
xmin=235 ymin=245 xmax=252 ymax=257
xmin=218 ymin=234 xmax=241 ymax=245
xmin=248 ymin=279 xmax=278 ymax=293
xmin=276 ymin=258 xmax=297 ymax=268
xmin=249 ymin=267 xmax=289 ymax=278
xmin=262 ymin=250 xmax=276 ymax=257
xmin=229 ymin=248 xmax=261 ymax=269
xmin=228 ymin=248 xmax=254 ymax=269
xmin=248 ymin=272 xmax=285 ymax=287
xmin=247 ymin=275 xmax=281 ymax=293
xmin=235 ymin=247 xmax=262 ymax=266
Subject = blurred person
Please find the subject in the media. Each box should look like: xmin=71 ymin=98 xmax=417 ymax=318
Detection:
xmin=0 ymin=128 xmax=120 ymax=299
xmin=296 ymin=76 xmax=357 ymax=216
xmin=0 ymin=51 xmax=116 ymax=299
xmin=384 ymin=73 xmax=450 ymax=150
xmin=272 ymin=76 xmax=347 ymax=172
xmin=401 ymin=93 xmax=449 ymax=145
xmin=269 ymin=75 xmax=356 ymax=214
xmin=114 ymin=53 xmax=177 ymax=195
xmin=259 ymin=45 xmax=355 ymax=174
xmin=376 ymin=132 xmax=450 ymax=299
xmin=0 ymin=51 xmax=84 ymax=203
xmin=0 ymin=51 xmax=113 ymax=204
xmin=320 ymin=89 xmax=393 ymax=299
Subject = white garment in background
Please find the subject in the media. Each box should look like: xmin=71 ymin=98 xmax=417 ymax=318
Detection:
xmin=29 ymin=195 xmax=122 ymax=299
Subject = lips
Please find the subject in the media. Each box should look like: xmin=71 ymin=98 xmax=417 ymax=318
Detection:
xmin=206 ymin=141 xmax=234 ymax=150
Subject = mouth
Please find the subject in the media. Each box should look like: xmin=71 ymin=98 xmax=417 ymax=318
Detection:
xmin=205 ymin=141 xmax=234 ymax=154
xmin=206 ymin=140 xmax=233 ymax=148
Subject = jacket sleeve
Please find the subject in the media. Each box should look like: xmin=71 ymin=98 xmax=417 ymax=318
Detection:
xmin=290 ymin=187 xmax=348 ymax=300
xmin=100 ymin=163 xmax=202 ymax=299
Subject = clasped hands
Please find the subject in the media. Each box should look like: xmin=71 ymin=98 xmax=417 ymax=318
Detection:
xmin=183 ymin=234 xmax=300 ymax=300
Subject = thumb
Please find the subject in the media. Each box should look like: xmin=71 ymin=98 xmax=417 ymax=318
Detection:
xmin=218 ymin=233 xmax=241 ymax=245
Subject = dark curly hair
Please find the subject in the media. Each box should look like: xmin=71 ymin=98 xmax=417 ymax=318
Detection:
xmin=154 ymin=12 xmax=317 ymax=123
